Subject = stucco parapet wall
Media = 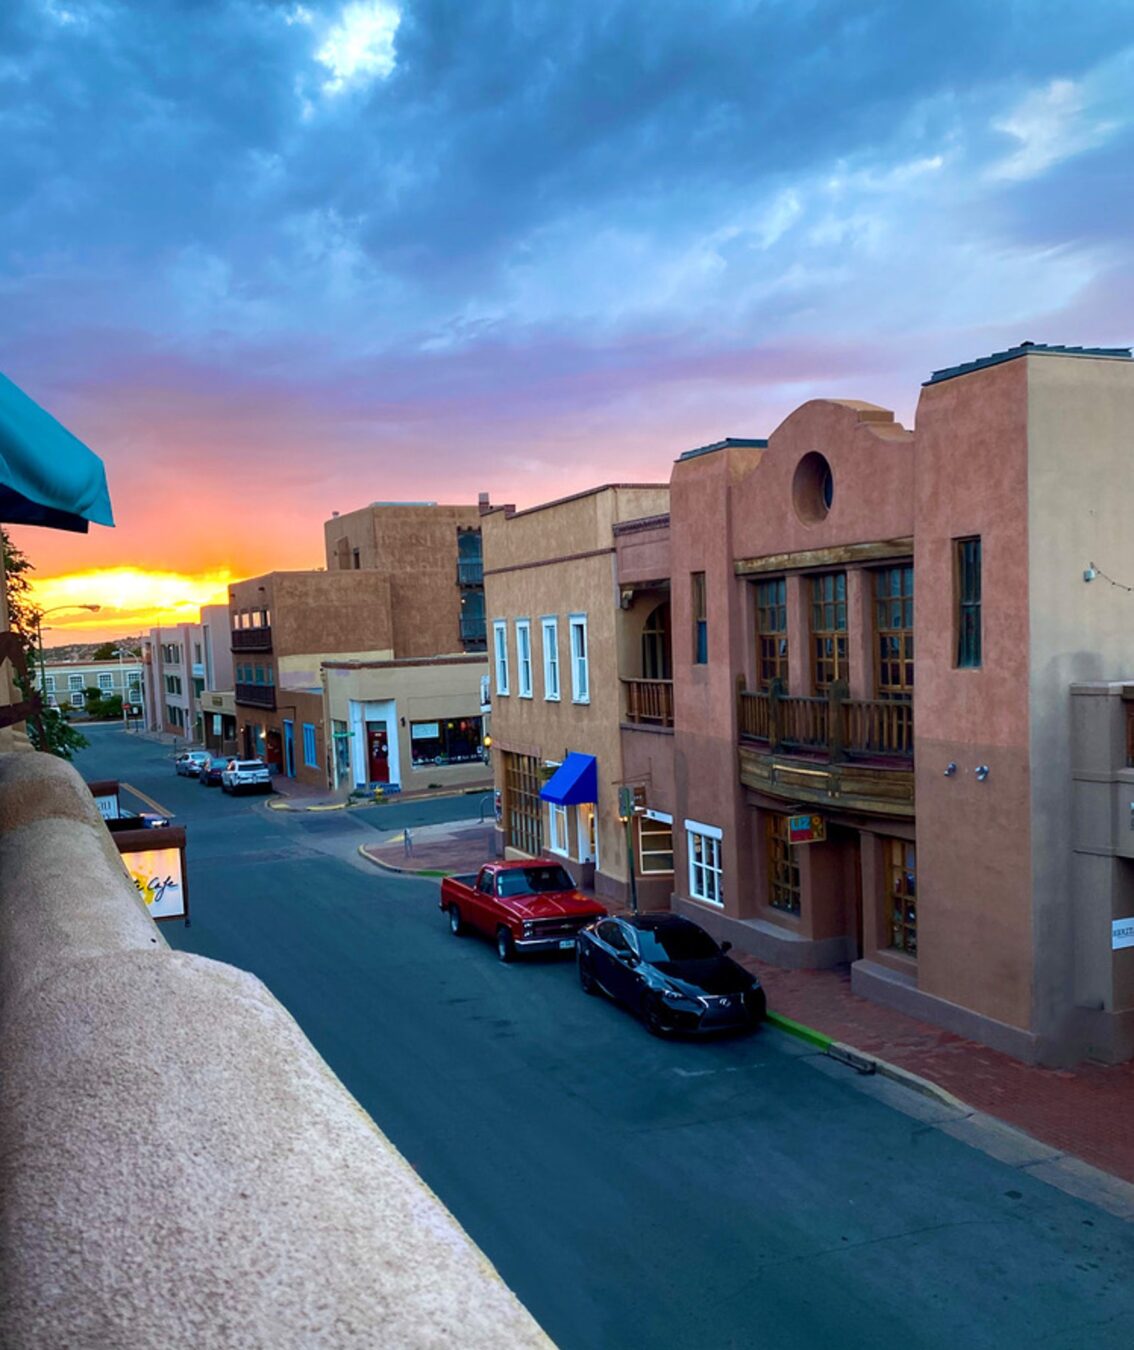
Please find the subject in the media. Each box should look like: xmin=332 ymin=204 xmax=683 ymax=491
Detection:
xmin=0 ymin=751 xmax=549 ymax=1350
xmin=322 ymin=654 xmax=487 ymax=671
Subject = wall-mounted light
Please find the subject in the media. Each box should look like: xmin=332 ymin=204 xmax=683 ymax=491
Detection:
xmin=974 ymin=764 xmax=990 ymax=782
xmin=1084 ymin=564 xmax=1098 ymax=583
xmin=943 ymin=762 xmax=957 ymax=777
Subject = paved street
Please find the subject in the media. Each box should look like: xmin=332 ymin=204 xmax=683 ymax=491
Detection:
xmin=76 ymin=726 xmax=1134 ymax=1350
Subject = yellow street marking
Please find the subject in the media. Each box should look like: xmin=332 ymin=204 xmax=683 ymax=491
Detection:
xmin=120 ymin=782 xmax=174 ymax=819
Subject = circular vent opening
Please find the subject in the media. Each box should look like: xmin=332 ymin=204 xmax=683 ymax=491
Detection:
xmin=792 ymin=452 xmax=834 ymax=524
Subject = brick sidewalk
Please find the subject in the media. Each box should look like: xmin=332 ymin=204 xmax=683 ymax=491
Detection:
xmin=358 ymin=824 xmax=1134 ymax=1186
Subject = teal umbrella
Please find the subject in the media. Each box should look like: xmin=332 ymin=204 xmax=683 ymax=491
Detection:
xmin=0 ymin=371 xmax=114 ymax=532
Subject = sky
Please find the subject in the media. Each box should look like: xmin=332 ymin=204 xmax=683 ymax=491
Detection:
xmin=2 ymin=0 xmax=1133 ymax=642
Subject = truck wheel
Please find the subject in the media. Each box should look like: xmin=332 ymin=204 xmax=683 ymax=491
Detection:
xmin=449 ymin=905 xmax=464 ymax=936
xmin=496 ymin=927 xmax=515 ymax=963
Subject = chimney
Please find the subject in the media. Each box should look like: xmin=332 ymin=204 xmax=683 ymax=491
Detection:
xmin=331 ymin=510 xmax=340 ymax=518
xmin=478 ymin=491 xmax=491 ymax=515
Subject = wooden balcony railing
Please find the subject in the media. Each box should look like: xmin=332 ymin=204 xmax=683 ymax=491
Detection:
xmin=232 ymin=627 xmax=273 ymax=652
xmin=235 ymin=682 xmax=277 ymax=711
xmin=623 ymin=678 xmax=674 ymax=728
xmin=738 ymin=679 xmax=913 ymax=760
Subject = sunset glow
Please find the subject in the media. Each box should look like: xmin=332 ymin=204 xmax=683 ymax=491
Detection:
xmin=28 ymin=568 xmax=235 ymax=644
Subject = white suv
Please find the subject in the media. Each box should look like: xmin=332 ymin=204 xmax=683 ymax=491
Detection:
xmin=220 ymin=759 xmax=272 ymax=795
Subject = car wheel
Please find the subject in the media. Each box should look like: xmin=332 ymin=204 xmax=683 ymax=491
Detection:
xmin=578 ymin=951 xmax=597 ymax=994
xmin=449 ymin=905 xmax=464 ymax=936
xmin=496 ymin=927 xmax=515 ymax=963
xmin=644 ymin=994 xmax=672 ymax=1038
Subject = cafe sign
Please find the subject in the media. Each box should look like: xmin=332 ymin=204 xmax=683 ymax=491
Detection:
xmin=121 ymin=846 xmax=186 ymax=921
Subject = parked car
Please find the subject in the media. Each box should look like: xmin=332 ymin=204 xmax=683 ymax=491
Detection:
xmin=174 ymin=750 xmax=211 ymax=777
xmin=220 ymin=759 xmax=272 ymax=794
xmin=198 ymin=755 xmax=232 ymax=787
xmin=440 ymin=860 xmax=607 ymax=962
xmin=576 ymin=912 xmax=766 ymax=1036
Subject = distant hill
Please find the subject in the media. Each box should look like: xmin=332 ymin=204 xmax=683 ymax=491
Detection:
xmin=42 ymin=637 xmax=145 ymax=663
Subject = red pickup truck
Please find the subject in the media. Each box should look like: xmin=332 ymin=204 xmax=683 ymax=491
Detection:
xmin=440 ymin=860 xmax=607 ymax=963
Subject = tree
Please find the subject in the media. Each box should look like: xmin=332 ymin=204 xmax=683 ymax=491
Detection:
xmin=91 ymin=641 xmax=118 ymax=661
xmin=1 ymin=527 xmax=89 ymax=759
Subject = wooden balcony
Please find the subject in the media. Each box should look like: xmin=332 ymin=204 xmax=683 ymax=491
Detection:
xmin=623 ymin=678 xmax=674 ymax=728
xmin=235 ymin=682 xmax=277 ymax=711
xmin=232 ymin=627 xmax=272 ymax=653
xmin=737 ymin=679 xmax=914 ymax=818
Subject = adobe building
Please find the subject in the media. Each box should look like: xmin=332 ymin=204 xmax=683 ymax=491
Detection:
xmin=483 ymin=484 xmax=670 ymax=903
xmin=648 ymin=341 xmax=1134 ymax=1066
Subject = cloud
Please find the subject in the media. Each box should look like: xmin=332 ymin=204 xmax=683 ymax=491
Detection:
xmin=988 ymin=78 xmax=1118 ymax=181
xmin=316 ymin=1 xmax=400 ymax=93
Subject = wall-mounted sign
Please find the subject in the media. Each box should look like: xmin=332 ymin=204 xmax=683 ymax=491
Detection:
xmin=788 ymin=813 xmax=826 ymax=845
xmin=618 ymin=784 xmax=648 ymax=819
xmin=411 ymin=722 xmax=440 ymax=740
xmin=87 ymin=779 xmax=120 ymax=820
xmin=121 ymin=845 xmax=186 ymax=921
xmin=1113 ymin=918 xmax=1134 ymax=950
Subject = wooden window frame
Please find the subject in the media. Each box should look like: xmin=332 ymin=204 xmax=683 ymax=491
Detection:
xmin=765 ymin=813 xmax=801 ymax=915
xmin=503 ymin=752 xmax=543 ymax=856
xmin=810 ymin=571 xmax=848 ymax=693
xmin=638 ymin=813 xmax=674 ymax=875
xmin=955 ymin=537 xmax=982 ymax=669
xmin=885 ymin=837 xmax=918 ymax=956
xmin=874 ymin=565 xmax=914 ymax=700
xmin=754 ymin=577 xmax=788 ymax=690
xmin=691 ymin=572 xmax=707 ymax=664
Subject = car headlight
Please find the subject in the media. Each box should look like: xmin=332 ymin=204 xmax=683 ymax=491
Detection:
xmin=522 ymin=922 xmax=534 ymax=938
xmin=661 ymin=987 xmax=699 ymax=1004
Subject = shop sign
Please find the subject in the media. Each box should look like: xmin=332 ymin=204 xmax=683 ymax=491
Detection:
xmin=93 ymin=792 xmax=120 ymax=820
xmin=121 ymin=845 xmax=186 ymax=921
xmin=411 ymin=722 xmax=440 ymax=739
xmin=1113 ymin=918 xmax=1134 ymax=951
xmin=618 ymin=784 xmax=648 ymax=818
xmin=788 ymin=813 xmax=826 ymax=845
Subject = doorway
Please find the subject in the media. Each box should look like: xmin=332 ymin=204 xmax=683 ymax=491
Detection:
xmin=366 ymin=721 xmax=390 ymax=783
xmin=283 ymin=720 xmax=296 ymax=778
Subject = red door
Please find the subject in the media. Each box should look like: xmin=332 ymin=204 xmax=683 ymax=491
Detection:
xmin=366 ymin=721 xmax=390 ymax=783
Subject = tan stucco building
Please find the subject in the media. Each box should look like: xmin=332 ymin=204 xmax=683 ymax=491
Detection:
xmin=483 ymin=484 xmax=670 ymax=902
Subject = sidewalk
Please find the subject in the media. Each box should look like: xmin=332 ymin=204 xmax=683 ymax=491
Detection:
xmin=359 ymin=821 xmax=1134 ymax=1189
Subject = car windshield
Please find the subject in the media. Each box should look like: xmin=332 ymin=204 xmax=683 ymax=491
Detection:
xmin=497 ymin=865 xmax=575 ymax=897
xmin=633 ymin=923 xmax=721 ymax=963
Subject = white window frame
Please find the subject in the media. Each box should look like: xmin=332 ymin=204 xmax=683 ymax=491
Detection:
xmin=44 ymin=675 xmax=56 ymax=693
xmin=685 ymin=819 xmax=723 ymax=906
xmin=577 ymin=802 xmax=598 ymax=866
xmin=548 ymin=802 xmax=569 ymax=856
xmin=541 ymin=616 xmax=560 ymax=701
xmin=493 ymin=620 xmax=510 ymax=696
xmin=516 ymin=619 xmax=533 ymax=698
xmin=68 ymin=674 xmax=83 ymax=691
xmin=70 ymin=691 xmax=85 ymax=707
xmin=98 ymin=672 xmax=114 ymax=691
xmin=569 ymin=613 xmax=589 ymax=704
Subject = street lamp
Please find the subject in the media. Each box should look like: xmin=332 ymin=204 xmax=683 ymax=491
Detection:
xmin=34 ymin=604 xmax=101 ymax=707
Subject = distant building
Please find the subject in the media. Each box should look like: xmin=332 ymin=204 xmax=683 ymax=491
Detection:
xmin=36 ymin=655 xmax=143 ymax=717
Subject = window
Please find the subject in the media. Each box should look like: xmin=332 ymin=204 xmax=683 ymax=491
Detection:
xmin=164 ymin=674 xmax=182 ymax=696
xmin=302 ymin=723 xmax=318 ymax=769
xmin=44 ymin=675 xmax=56 ymax=693
xmin=409 ymin=717 xmax=483 ymax=766
xmin=193 ymin=678 xmax=204 ymax=697
xmin=493 ymin=620 xmax=510 ymax=696
xmin=254 ymin=665 xmax=265 ymax=685
xmin=577 ymin=803 xmax=598 ymax=864
xmin=754 ymin=578 xmax=788 ymax=689
xmin=98 ymin=672 xmax=114 ymax=691
xmin=810 ymin=572 xmax=848 ymax=692
xmin=639 ymin=812 xmax=674 ymax=874
xmin=541 ymin=617 xmax=560 ymax=700
xmin=692 ymin=572 xmax=707 ymax=664
xmin=569 ymin=614 xmax=589 ymax=703
xmin=70 ymin=690 xmax=85 ymax=707
xmin=68 ymin=674 xmax=83 ymax=691
xmin=548 ymin=801 xmax=569 ymax=855
xmin=686 ymin=820 xmax=723 ymax=905
xmin=503 ymin=752 xmax=543 ymax=855
xmin=765 ymin=814 xmax=801 ymax=915
xmin=516 ymin=620 xmax=533 ymax=698
xmin=641 ymin=602 xmax=672 ymax=680
xmin=885 ymin=838 xmax=917 ymax=956
xmin=194 ymin=643 xmax=203 ymax=663
xmin=352 ymin=548 xmax=361 ymax=570
xmin=956 ymin=538 xmax=981 ymax=668
xmin=875 ymin=566 xmax=914 ymax=698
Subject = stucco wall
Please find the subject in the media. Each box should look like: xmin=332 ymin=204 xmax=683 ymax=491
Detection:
xmin=231 ymin=572 xmax=395 ymax=662
xmin=0 ymin=751 xmax=548 ymax=1349
xmin=913 ymin=359 xmax=1033 ymax=1035
xmin=1027 ymin=355 xmax=1134 ymax=1055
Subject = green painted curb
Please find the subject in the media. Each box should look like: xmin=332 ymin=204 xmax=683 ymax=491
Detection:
xmin=765 ymin=1010 xmax=832 ymax=1050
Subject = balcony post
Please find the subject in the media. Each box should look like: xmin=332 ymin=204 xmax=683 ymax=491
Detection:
xmin=829 ymin=679 xmax=848 ymax=764
xmin=769 ymin=676 xmax=784 ymax=752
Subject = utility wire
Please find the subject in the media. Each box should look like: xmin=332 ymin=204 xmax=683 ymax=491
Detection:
xmin=1088 ymin=563 xmax=1134 ymax=593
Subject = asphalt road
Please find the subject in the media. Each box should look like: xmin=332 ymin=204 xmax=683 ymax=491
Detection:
xmin=75 ymin=726 xmax=1134 ymax=1350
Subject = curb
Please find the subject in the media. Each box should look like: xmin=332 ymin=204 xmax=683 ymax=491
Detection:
xmin=357 ymin=845 xmax=451 ymax=878
xmin=267 ymin=785 xmax=492 ymax=814
xmin=766 ymin=1012 xmax=971 ymax=1114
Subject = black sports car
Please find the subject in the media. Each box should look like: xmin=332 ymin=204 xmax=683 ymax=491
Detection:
xmin=576 ymin=912 xmax=766 ymax=1035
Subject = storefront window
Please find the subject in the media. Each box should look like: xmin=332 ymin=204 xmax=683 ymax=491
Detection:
xmin=766 ymin=813 xmax=801 ymax=915
xmin=886 ymin=838 xmax=917 ymax=955
xmin=638 ymin=814 xmax=674 ymax=873
xmin=410 ymin=716 xmax=483 ymax=767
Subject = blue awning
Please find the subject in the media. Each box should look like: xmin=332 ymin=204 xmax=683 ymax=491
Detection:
xmin=540 ymin=752 xmax=598 ymax=806
xmin=0 ymin=371 xmax=114 ymax=532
